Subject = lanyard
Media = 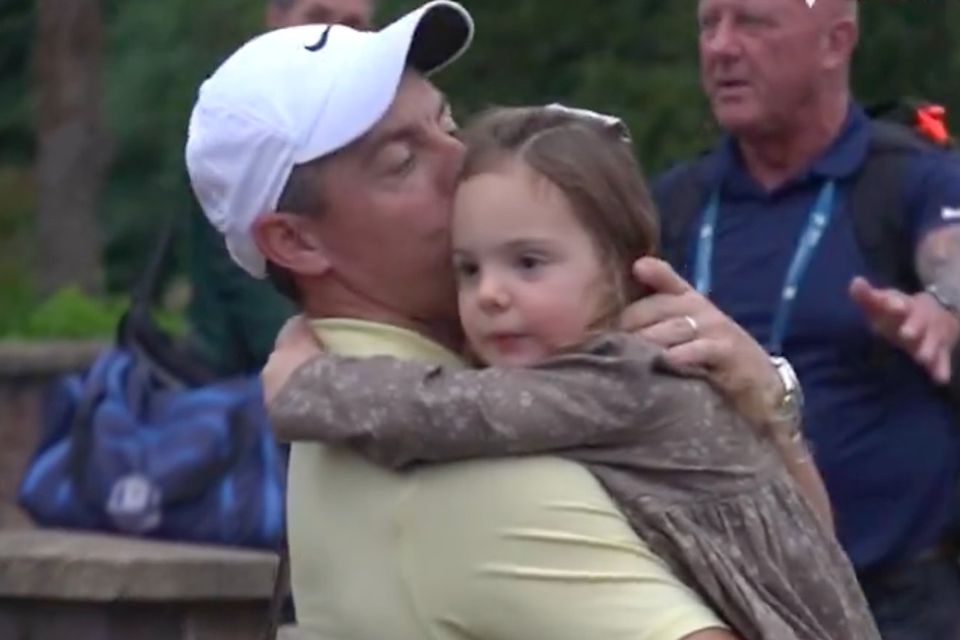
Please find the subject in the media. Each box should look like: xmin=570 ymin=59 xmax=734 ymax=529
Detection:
xmin=693 ymin=180 xmax=836 ymax=355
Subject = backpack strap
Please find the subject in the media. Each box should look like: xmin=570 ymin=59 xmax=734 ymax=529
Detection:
xmin=657 ymin=157 xmax=712 ymax=276
xmin=848 ymin=120 xmax=931 ymax=294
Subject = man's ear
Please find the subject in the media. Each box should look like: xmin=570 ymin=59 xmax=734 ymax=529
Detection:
xmin=252 ymin=212 xmax=330 ymax=277
xmin=822 ymin=18 xmax=858 ymax=71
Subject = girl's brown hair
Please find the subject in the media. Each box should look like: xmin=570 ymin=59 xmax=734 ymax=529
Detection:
xmin=458 ymin=105 xmax=660 ymax=320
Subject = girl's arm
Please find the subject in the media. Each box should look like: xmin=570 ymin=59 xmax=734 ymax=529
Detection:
xmin=269 ymin=334 xmax=666 ymax=468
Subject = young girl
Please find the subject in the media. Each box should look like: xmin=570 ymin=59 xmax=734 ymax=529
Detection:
xmin=266 ymin=105 xmax=880 ymax=640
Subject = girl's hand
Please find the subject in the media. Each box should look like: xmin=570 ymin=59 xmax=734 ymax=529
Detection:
xmin=262 ymin=315 xmax=324 ymax=405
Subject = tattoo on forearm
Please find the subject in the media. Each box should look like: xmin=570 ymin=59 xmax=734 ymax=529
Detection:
xmin=917 ymin=225 xmax=960 ymax=307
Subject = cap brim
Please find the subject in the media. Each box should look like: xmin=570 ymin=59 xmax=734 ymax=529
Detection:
xmin=402 ymin=1 xmax=474 ymax=75
xmin=295 ymin=1 xmax=473 ymax=164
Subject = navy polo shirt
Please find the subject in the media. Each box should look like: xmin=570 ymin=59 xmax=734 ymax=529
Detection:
xmin=653 ymin=103 xmax=960 ymax=572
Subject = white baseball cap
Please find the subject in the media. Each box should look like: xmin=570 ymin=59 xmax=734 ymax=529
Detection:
xmin=186 ymin=1 xmax=474 ymax=278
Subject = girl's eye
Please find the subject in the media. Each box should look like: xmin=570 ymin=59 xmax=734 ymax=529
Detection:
xmin=516 ymin=254 xmax=545 ymax=271
xmin=454 ymin=260 xmax=479 ymax=280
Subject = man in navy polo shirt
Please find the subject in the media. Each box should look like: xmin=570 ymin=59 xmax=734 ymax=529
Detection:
xmin=653 ymin=1 xmax=960 ymax=638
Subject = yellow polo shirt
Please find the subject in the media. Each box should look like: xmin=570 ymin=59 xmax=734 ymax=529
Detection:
xmin=287 ymin=318 xmax=724 ymax=640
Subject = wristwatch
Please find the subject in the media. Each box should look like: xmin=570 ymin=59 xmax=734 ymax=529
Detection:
xmin=926 ymin=283 xmax=960 ymax=317
xmin=769 ymin=355 xmax=804 ymax=434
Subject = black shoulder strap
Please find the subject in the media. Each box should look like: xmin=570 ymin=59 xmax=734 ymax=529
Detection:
xmin=118 ymin=213 xmax=219 ymax=387
xmin=848 ymin=120 xmax=930 ymax=294
xmin=657 ymin=158 xmax=711 ymax=276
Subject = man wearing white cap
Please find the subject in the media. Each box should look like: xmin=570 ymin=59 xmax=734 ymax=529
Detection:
xmin=187 ymin=3 xmax=790 ymax=637
xmin=187 ymin=0 xmax=376 ymax=378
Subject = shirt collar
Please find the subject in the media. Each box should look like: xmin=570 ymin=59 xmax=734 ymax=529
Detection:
xmin=708 ymin=102 xmax=870 ymax=197
xmin=309 ymin=318 xmax=465 ymax=367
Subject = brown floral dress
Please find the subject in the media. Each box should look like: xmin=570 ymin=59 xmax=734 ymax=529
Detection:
xmin=270 ymin=332 xmax=880 ymax=640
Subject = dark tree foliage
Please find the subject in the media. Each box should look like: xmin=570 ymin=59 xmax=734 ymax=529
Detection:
xmin=0 ymin=0 xmax=957 ymax=307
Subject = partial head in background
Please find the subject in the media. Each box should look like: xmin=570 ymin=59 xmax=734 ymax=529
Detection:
xmin=186 ymin=2 xmax=473 ymax=336
xmin=266 ymin=0 xmax=375 ymax=30
xmin=697 ymin=0 xmax=858 ymax=139
xmin=452 ymin=105 xmax=659 ymax=366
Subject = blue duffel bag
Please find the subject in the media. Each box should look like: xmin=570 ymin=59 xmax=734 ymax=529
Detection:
xmin=19 ymin=346 xmax=286 ymax=549
xmin=18 ymin=217 xmax=286 ymax=550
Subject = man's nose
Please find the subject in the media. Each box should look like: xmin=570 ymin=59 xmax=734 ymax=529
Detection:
xmin=433 ymin=130 xmax=466 ymax=194
xmin=702 ymin=16 xmax=741 ymax=58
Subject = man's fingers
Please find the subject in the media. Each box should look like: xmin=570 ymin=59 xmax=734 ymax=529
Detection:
xmin=900 ymin=306 xmax=927 ymax=342
xmin=933 ymin=349 xmax=951 ymax=385
xmin=620 ymin=293 xmax=700 ymax=332
xmin=660 ymin=338 xmax=724 ymax=371
xmin=913 ymin=323 xmax=955 ymax=385
xmin=850 ymin=277 xmax=909 ymax=323
xmin=915 ymin=323 xmax=940 ymax=365
xmin=939 ymin=352 xmax=953 ymax=385
xmin=848 ymin=276 xmax=878 ymax=312
xmin=636 ymin=317 xmax=700 ymax=349
xmin=632 ymin=257 xmax=695 ymax=296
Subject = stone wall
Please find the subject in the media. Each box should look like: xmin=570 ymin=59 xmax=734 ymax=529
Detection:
xmin=0 ymin=530 xmax=280 ymax=640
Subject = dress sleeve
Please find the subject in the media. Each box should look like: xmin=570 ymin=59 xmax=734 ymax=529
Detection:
xmin=269 ymin=333 xmax=686 ymax=469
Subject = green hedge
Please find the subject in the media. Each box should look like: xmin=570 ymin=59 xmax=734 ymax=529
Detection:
xmin=0 ymin=285 xmax=187 ymax=341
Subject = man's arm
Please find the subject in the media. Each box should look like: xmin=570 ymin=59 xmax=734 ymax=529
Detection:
xmin=916 ymin=224 xmax=960 ymax=378
xmin=849 ymin=156 xmax=960 ymax=384
xmin=918 ymin=223 xmax=960 ymax=298
xmin=269 ymin=335 xmax=669 ymax=468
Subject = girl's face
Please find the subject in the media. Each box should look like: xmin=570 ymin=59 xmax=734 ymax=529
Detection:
xmin=452 ymin=161 xmax=612 ymax=367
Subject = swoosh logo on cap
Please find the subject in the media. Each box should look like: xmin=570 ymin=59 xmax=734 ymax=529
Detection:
xmin=305 ymin=26 xmax=332 ymax=52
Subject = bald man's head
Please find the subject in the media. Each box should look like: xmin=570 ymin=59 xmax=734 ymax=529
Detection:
xmin=697 ymin=0 xmax=859 ymax=137
xmin=812 ymin=0 xmax=858 ymax=24
xmin=266 ymin=0 xmax=374 ymax=30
